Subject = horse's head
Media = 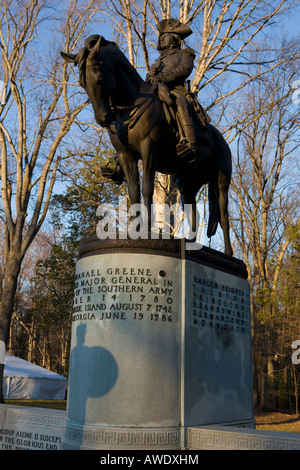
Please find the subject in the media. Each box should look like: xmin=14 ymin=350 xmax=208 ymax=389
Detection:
xmin=61 ymin=35 xmax=115 ymax=127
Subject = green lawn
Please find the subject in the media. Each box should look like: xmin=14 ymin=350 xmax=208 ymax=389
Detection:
xmin=4 ymin=399 xmax=67 ymax=410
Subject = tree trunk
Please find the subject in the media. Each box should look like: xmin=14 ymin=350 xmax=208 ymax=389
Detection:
xmin=0 ymin=254 xmax=22 ymax=403
xmin=293 ymin=365 xmax=299 ymax=415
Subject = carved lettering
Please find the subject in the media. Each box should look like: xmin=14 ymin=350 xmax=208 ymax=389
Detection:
xmin=192 ymin=275 xmax=249 ymax=333
xmin=0 ymin=427 xmax=62 ymax=450
xmin=72 ymin=266 xmax=176 ymax=324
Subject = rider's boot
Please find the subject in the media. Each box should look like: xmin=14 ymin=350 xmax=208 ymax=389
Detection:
xmin=176 ymin=123 xmax=198 ymax=164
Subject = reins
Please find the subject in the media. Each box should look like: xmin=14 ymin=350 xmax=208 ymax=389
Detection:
xmin=84 ymin=54 xmax=154 ymax=128
xmin=84 ymin=59 xmax=135 ymax=114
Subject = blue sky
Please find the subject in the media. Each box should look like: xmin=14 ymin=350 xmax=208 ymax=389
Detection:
xmin=1 ymin=2 xmax=299 ymax=251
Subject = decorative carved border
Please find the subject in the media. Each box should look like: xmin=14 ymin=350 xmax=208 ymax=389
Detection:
xmin=63 ymin=421 xmax=181 ymax=449
xmin=0 ymin=405 xmax=65 ymax=429
xmin=188 ymin=425 xmax=300 ymax=450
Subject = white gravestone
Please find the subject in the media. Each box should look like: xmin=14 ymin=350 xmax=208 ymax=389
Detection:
xmin=0 ymin=405 xmax=65 ymax=450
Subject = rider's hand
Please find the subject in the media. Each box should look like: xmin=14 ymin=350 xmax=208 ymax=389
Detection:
xmin=149 ymin=75 xmax=162 ymax=84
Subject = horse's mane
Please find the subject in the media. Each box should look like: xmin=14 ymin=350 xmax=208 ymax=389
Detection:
xmin=79 ymin=34 xmax=147 ymax=106
xmin=96 ymin=36 xmax=145 ymax=89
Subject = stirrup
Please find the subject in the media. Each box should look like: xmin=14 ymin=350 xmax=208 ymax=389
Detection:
xmin=176 ymin=142 xmax=196 ymax=164
xmin=101 ymin=161 xmax=124 ymax=185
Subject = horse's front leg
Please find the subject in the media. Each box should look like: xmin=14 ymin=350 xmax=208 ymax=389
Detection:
xmin=140 ymin=138 xmax=156 ymax=233
xmin=117 ymin=151 xmax=140 ymax=205
xmin=116 ymin=151 xmax=142 ymax=235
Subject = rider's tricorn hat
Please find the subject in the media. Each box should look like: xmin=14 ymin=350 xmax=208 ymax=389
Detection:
xmin=157 ymin=19 xmax=193 ymax=39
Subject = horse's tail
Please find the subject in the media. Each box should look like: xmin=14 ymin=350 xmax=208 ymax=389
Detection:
xmin=207 ymin=183 xmax=220 ymax=238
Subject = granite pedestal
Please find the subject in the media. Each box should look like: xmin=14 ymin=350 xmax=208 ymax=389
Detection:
xmin=62 ymin=237 xmax=254 ymax=450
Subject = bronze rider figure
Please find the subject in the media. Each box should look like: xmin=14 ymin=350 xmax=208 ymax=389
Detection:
xmin=102 ymin=18 xmax=210 ymax=183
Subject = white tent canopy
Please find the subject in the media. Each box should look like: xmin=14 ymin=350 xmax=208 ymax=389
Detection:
xmin=3 ymin=354 xmax=67 ymax=400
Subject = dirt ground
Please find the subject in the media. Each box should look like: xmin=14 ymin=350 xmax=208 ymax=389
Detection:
xmin=255 ymin=411 xmax=300 ymax=433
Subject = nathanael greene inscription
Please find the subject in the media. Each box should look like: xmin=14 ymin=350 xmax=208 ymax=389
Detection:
xmin=72 ymin=266 xmax=174 ymax=323
xmin=72 ymin=263 xmax=249 ymax=334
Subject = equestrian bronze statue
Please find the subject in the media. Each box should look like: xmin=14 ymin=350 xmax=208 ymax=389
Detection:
xmin=61 ymin=19 xmax=233 ymax=256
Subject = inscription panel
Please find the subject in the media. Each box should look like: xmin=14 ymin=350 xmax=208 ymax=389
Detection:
xmin=72 ymin=265 xmax=176 ymax=326
xmin=191 ymin=275 xmax=250 ymax=334
xmin=184 ymin=260 xmax=253 ymax=427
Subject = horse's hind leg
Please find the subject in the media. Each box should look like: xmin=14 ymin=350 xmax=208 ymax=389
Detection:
xmin=218 ymin=172 xmax=233 ymax=256
xmin=180 ymin=184 xmax=198 ymax=241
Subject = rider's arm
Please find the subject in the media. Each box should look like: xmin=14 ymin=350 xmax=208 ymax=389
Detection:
xmin=158 ymin=49 xmax=195 ymax=84
xmin=145 ymin=60 xmax=163 ymax=81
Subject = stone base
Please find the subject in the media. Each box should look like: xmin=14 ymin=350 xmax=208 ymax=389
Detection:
xmin=63 ymin=237 xmax=254 ymax=450
xmin=3 ymin=404 xmax=300 ymax=451
xmin=63 ymin=420 xmax=256 ymax=450
xmin=188 ymin=425 xmax=300 ymax=450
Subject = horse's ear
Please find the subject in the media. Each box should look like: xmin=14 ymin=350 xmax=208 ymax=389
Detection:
xmin=60 ymin=51 xmax=77 ymax=63
xmin=89 ymin=36 xmax=103 ymax=58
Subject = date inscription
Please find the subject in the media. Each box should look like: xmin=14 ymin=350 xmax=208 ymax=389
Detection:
xmin=72 ymin=267 xmax=175 ymax=324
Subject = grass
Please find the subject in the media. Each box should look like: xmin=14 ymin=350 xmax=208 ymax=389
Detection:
xmin=255 ymin=411 xmax=300 ymax=433
xmin=4 ymin=399 xmax=67 ymax=410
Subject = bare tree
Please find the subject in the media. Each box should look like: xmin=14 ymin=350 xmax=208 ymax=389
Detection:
xmin=0 ymin=0 xmax=98 ymax=402
xmin=230 ymin=43 xmax=300 ymax=289
xmin=228 ymin=44 xmax=300 ymax=408
xmin=99 ymin=1 xmax=297 ymax=97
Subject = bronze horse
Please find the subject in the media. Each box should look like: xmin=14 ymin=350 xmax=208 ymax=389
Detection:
xmin=61 ymin=35 xmax=233 ymax=256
